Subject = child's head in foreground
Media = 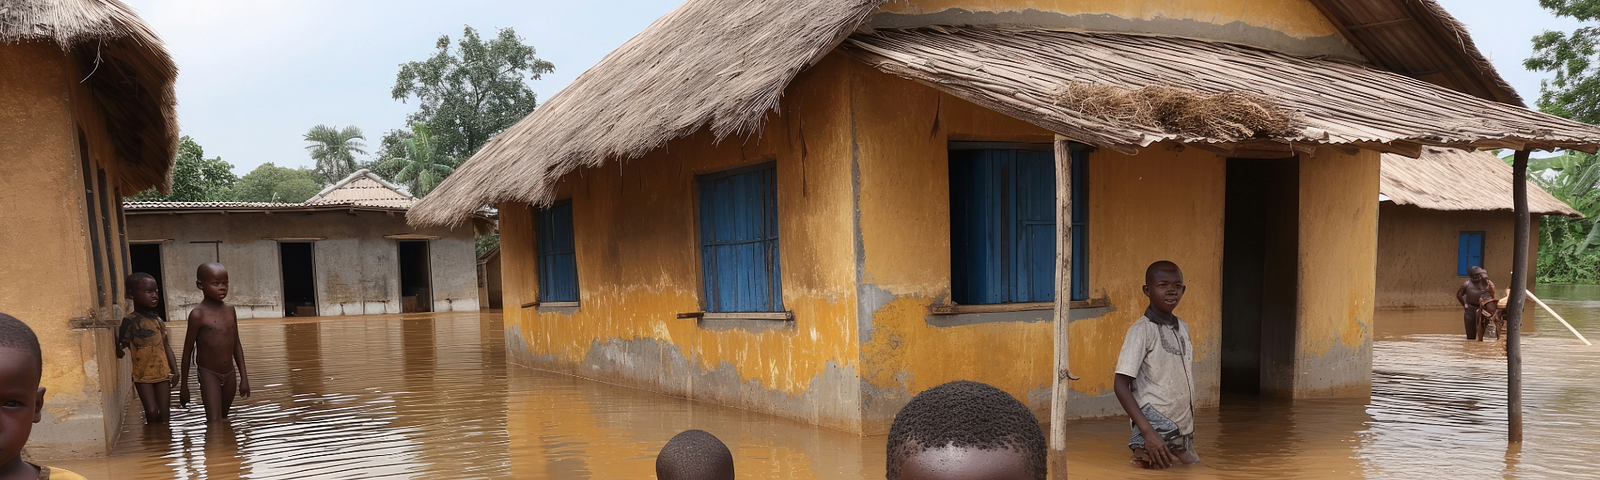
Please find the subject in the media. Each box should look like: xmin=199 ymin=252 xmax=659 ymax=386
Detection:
xmin=126 ymin=272 xmax=160 ymax=312
xmin=0 ymin=313 xmax=45 ymax=468
xmin=886 ymin=381 xmax=1047 ymax=480
xmin=656 ymin=429 xmax=734 ymax=480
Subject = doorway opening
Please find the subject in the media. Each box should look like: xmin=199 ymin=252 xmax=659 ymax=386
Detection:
xmin=128 ymin=243 xmax=166 ymax=318
xmin=398 ymin=241 xmax=432 ymax=313
xmin=1222 ymin=158 xmax=1299 ymax=397
xmin=280 ymin=242 xmax=318 ymax=317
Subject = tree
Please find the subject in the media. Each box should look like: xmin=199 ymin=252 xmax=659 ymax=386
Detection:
xmin=304 ymin=124 xmax=367 ymax=183
xmin=392 ymin=26 xmax=553 ymax=161
xmin=362 ymin=128 xmax=414 ymax=180
xmin=377 ymin=124 xmax=455 ymax=197
xmin=237 ymin=163 xmax=325 ymax=203
xmin=127 ymin=136 xmax=237 ymax=202
xmin=1508 ymin=151 xmax=1600 ymax=283
xmin=1527 ymin=0 xmax=1600 ymax=122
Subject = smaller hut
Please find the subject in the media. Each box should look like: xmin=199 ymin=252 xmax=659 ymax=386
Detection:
xmin=124 ymin=170 xmax=489 ymax=320
xmin=1377 ymin=148 xmax=1582 ymax=308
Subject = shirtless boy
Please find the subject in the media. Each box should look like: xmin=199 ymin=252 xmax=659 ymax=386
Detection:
xmin=1114 ymin=261 xmax=1199 ymax=470
xmin=1455 ymin=266 xmax=1498 ymax=340
xmin=178 ymin=262 xmax=251 ymax=422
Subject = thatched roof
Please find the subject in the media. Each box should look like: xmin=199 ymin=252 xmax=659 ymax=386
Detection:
xmin=841 ymin=27 xmax=1600 ymax=155
xmin=2 ymin=0 xmax=179 ymax=194
xmin=305 ymin=169 xmax=415 ymax=208
xmin=408 ymin=0 xmax=1598 ymax=226
xmin=1381 ymin=147 xmax=1580 ymax=217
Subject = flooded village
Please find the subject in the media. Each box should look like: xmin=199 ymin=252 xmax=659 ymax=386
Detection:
xmin=5 ymin=0 xmax=1600 ymax=479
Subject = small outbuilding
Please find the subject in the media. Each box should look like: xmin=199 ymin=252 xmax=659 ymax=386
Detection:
xmin=1377 ymin=148 xmax=1581 ymax=308
xmin=124 ymin=170 xmax=486 ymax=321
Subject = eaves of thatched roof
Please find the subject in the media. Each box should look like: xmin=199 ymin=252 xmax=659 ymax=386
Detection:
xmin=408 ymin=0 xmax=1592 ymax=227
xmin=1381 ymin=147 xmax=1580 ymax=217
xmin=2 ymin=0 xmax=179 ymax=195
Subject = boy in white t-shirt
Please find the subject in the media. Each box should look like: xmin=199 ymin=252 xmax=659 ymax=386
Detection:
xmin=1113 ymin=261 xmax=1200 ymax=469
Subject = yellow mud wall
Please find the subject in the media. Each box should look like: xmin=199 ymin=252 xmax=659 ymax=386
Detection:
xmin=498 ymin=54 xmax=865 ymax=432
xmin=1375 ymin=204 xmax=1541 ymax=309
xmin=0 ymin=42 xmax=130 ymax=459
xmin=1294 ymin=149 xmax=1379 ymax=397
xmin=871 ymin=0 xmax=1360 ymax=59
xmin=845 ymin=57 xmax=1227 ymax=432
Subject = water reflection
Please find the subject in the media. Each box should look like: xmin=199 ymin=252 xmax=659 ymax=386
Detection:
xmin=46 ymin=290 xmax=1600 ymax=479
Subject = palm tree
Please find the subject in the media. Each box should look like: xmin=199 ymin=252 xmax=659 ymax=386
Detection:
xmin=379 ymin=124 xmax=455 ymax=197
xmin=304 ymin=125 xmax=368 ymax=183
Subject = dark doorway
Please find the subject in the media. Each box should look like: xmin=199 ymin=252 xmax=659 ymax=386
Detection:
xmin=398 ymin=241 xmax=432 ymax=313
xmin=280 ymin=243 xmax=318 ymax=317
xmin=128 ymin=243 xmax=166 ymax=319
xmin=1222 ymin=158 xmax=1299 ymax=397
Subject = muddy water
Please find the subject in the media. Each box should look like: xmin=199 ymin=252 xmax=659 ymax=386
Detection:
xmin=48 ymin=291 xmax=1600 ymax=479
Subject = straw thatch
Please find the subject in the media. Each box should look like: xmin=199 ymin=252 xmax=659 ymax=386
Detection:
xmin=1381 ymin=147 xmax=1580 ymax=217
xmin=841 ymin=27 xmax=1600 ymax=153
xmin=407 ymin=0 xmax=887 ymax=226
xmin=2 ymin=0 xmax=178 ymax=194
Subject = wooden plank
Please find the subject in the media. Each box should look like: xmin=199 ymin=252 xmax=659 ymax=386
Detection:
xmin=703 ymin=312 xmax=793 ymax=320
xmin=928 ymin=297 xmax=1109 ymax=315
xmin=1048 ymin=135 xmax=1075 ymax=479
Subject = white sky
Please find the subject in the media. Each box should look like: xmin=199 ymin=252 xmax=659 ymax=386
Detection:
xmin=122 ymin=0 xmax=1583 ymax=175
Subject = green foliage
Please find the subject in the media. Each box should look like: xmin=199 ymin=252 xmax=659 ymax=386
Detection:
xmin=392 ymin=26 xmax=553 ymax=161
xmin=237 ymin=163 xmax=324 ymax=203
xmin=363 ymin=128 xmax=414 ymax=180
xmin=376 ymin=124 xmax=455 ymax=197
xmin=1506 ymin=150 xmax=1600 ymax=283
xmin=127 ymin=136 xmax=237 ymax=202
xmin=1528 ymin=0 xmax=1600 ymax=123
xmin=304 ymin=124 xmax=368 ymax=183
xmin=475 ymin=233 xmax=500 ymax=257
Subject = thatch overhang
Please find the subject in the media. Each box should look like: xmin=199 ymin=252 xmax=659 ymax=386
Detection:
xmin=1381 ymin=147 xmax=1580 ymax=217
xmin=2 ymin=0 xmax=179 ymax=195
xmin=840 ymin=27 xmax=1600 ymax=157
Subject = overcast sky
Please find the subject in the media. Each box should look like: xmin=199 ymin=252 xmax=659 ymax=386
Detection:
xmin=122 ymin=0 xmax=1582 ymax=176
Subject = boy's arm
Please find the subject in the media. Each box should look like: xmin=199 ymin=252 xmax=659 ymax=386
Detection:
xmin=115 ymin=317 xmax=133 ymax=358
xmin=232 ymin=307 xmax=250 ymax=398
xmin=163 ymin=322 xmax=178 ymax=379
xmin=1115 ymin=374 xmax=1176 ymax=469
xmin=178 ymin=310 xmax=201 ymax=406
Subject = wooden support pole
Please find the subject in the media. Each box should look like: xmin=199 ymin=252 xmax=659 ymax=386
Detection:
xmin=1508 ymin=149 xmax=1530 ymax=444
xmin=1049 ymin=136 xmax=1074 ymax=479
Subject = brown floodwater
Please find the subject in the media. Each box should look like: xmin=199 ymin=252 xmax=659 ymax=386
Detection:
xmin=48 ymin=286 xmax=1600 ymax=479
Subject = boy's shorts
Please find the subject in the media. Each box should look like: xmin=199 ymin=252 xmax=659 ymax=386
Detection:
xmin=1128 ymin=404 xmax=1193 ymax=454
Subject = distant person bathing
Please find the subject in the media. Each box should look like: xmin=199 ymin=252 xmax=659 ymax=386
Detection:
xmin=118 ymin=272 xmax=177 ymax=424
xmin=1455 ymin=266 xmax=1498 ymax=340
xmin=1114 ymin=261 xmax=1199 ymax=469
xmin=178 ymin=262 xmax=251 ymax=423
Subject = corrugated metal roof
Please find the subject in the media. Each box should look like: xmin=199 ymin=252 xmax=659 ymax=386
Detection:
xmin=126 ymin=170 xmax=418 ymax=212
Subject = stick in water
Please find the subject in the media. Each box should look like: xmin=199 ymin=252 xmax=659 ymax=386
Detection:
xmin=1526 ymin=292 xmax=1592 ymax=346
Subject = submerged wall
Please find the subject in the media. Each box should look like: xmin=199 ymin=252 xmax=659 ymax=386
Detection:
xmin=125 ymin=210 xmax=479 ymax=320
xmin=1294 ymin=149 xmax=1379 ymax=398
xmin=1376 ymin=204 xmax=1541 ymax=309
xmin=0 ymin=42 xmax=133 ymax=459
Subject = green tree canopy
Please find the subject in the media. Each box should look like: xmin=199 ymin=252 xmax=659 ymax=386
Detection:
xmin=363 ymin=127 xmax=414 ymax=181
xmin=1527 ymin=0 xmax=1600 ymax=122
xmin=237 ymin=163 xmax=325 ymax=203
xmin=391 ymin=26 xmax=553 ymax=161
xmin=377 ymin=124 xmax=455 ymax=197
xmin=128 ymin=136 xmax=237 ymax=202
xmin=304 ymin=124 xmax=368 ymax=183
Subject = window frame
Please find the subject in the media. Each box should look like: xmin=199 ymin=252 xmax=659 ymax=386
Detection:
xmin=1457 ymin=231 xmax=1486 ymax=277
xmin=695 ymin=162 xmax=785 ymax=315
xmin=534 ymin=200 xmax=580 ymax=305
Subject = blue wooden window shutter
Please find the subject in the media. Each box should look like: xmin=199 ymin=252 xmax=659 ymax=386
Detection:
xmin=951 ymin=144 xmax=1087 ymax=304
xmin=536 ymin=201 xmax=579 ymax=302
xmin=1457 ymin=231 xmax=1484 ymax=276
xmin=698 ymin=163 xmax=783 ymax=313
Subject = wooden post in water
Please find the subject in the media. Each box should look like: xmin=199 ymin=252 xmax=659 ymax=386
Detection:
xmin=1508 ymin=149 xmax=1531 ymax=444
xmin=1049 ymin=135 xmax=1074 ymax=479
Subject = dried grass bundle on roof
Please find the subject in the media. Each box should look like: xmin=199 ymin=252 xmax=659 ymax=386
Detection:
xmin=1050 ymin=83 xmax=1296 ymax=142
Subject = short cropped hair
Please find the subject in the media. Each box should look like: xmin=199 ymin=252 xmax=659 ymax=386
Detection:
xmin=197 ymin=262 xmax=225 ymax=281
xmin=1145 ymin=260 xmax=1181 ymax=285
xmin=656 ymin=429 xmax=734 ymax=480
xmin=125 ymin=272 xmax=156 ymax=296
xmin=0 ymin=313 xmax=43 ymax=372
xmin=886 ymin=381 xmax=1047 ymax=480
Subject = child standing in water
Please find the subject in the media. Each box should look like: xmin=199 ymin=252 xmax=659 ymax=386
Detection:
xmin=117 ymin=272 xmax=177 ymax=423
xmin=1114 ymin=261 xmax=1199 ymax=470
xmin=178 ymin=262 xmax=251 ymax=422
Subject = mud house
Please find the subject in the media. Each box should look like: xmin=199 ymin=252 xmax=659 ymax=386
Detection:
xmin=0 ymin=0 xmax=177 ymax=458
xmin=1377 ymin=148 xmax=1580 ymax=308
xmin=410 ymin=0 xmax=1600 ymax=435
xmin=124 ymin=170 xmax=485 ymax=321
